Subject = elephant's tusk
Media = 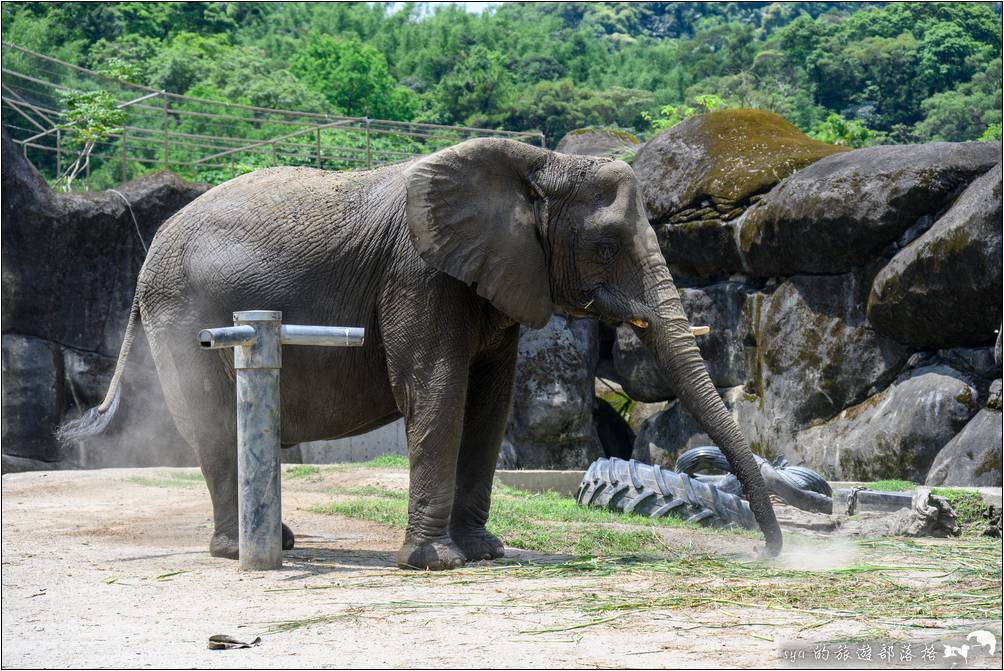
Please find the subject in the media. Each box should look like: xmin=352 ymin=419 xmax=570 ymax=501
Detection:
xmin=629 ymin=318 xmax=649 ymax=329
xmin=583 ymin=299 xmax=594 ymax=311
xmin=690 ymin=325 xmax=711 ymax=336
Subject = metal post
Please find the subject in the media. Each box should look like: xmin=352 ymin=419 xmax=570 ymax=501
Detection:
xmin=120 ymin=131 xmax=127 ymax=183
xmin=315 ymin=127 xmax=321 ymax=169
xmin=197 ymin=312 xmax=365 ymax=571
xmin=233 ymin=310 xmax=283 ymax=570
xmin=365 ymin=118 xmax=372 ymax=169
xmin=161 ymin=93 xmax=169 ymax=168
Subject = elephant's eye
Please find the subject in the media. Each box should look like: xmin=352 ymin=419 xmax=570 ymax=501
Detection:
xmin=597 ymin=239 xmax=619 ymax=264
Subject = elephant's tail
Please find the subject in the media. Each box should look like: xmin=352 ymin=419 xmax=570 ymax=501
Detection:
xmin=57 ymin=293 xmax=140 ymax=443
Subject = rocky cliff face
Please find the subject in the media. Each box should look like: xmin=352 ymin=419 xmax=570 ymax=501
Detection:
xmin=2 ymin=131 xmax=208 ymax=472
xmin=600 ymin=110 xmax=1002 ymax=485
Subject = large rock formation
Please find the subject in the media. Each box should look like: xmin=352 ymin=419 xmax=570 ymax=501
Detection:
xmin=624 ymin=114 xmax=1002 ymax=485
xmin=632 ymin=109 xmax=847 ymax=277
xmin=2 ymin=131 xmax=208 ymax=472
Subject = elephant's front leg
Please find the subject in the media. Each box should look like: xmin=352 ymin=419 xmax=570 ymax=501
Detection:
xmin=450 ymin=333 xmax=519 ymax=561
xmin=391 ymin=358 xmax=470 ymax=570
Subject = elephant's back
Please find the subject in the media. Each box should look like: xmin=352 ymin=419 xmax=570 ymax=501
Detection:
xmin=138 ymin=164 xmax=408 ymax=324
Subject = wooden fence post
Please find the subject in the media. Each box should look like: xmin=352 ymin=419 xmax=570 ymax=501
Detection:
xmin=315 ymin=127 xmax=321 ymax=169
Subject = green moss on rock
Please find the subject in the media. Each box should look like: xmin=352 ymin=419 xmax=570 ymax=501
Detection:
xmin=686 ymin=109 xmax=848 ymax=204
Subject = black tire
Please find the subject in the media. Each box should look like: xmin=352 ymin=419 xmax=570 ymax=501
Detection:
xmin=575 ymin=457 xmax=759 ymax=530
xmin=676 ymin=445 xmax=833 ymax=498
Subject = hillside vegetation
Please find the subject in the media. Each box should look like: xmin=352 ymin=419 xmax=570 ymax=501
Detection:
xmin=3 ymin=2 xmax=1001 ymax=148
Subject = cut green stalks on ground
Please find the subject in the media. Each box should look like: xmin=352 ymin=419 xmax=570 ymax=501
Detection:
xmin=294 ymin=480 xmax=1001 ymax=635
xmin=310 ymin=482 xmax=755 ymax=556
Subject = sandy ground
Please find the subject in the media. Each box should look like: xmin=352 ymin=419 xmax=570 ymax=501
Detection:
xmin=1 ymin=467 xmax=998 ymax=669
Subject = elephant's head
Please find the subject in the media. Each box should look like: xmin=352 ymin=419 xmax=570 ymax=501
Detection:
xmin=405 ymin=138 xmax=782 ymax=556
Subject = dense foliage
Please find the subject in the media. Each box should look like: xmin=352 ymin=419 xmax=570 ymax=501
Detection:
xmin=3 ymin=1 xmax=1001 ymax=148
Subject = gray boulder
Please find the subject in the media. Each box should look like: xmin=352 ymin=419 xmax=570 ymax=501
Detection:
xmin=925 ymin=408 xmax=1003 ymax=487
xmin=868 ymin=162 xmax=1003 ymax=348
xmin=754 ymin=271 xmax=908 ymax=427
xmin=795 ymin=365 xmax=978 ymax=482
xmin=739 ymin=142 xmax=1001 ymax=276
xmin=555 ymin=128 xmax=640 ymax=160
xmin=503 ymin=314 xmax=601 ymax=469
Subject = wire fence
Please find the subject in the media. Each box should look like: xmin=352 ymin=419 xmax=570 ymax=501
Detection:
xmin=1 ymin=41 xmax=545 ymax=191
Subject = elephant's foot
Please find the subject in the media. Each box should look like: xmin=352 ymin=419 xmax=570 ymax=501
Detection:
xmin=450 ymin=527 xmax=505 ymax=561
xmin=396 ymin=538 xmax=465 ymax=570
xmin=209 ymin=523 xmax=295 ymax=559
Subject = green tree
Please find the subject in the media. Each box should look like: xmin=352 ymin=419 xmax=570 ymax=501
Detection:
xmin=290 ymin=33 xmax=417 ymax=119
xmin=432 ymin=46 xmax=515 ymax=126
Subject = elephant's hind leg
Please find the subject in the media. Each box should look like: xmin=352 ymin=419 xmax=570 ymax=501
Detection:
xmin=449 ymin=333 xmax=519 ymax=561
xmin=148 ymin=323 xmax=295 ymax=559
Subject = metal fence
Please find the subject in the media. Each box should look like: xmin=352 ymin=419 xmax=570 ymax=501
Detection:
xmin=1 ymin=41 xmax=545 ymax=191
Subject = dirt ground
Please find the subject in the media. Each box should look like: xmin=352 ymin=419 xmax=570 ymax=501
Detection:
xmin=2 ymin=467 xmax=1000 ymax=669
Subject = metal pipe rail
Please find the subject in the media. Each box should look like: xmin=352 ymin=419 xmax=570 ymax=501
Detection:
xmin=197 ymin=310 xmax=365 ymax=571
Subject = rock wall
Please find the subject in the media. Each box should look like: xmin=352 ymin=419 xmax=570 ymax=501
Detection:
xmin=615 ymin=110 xmax=1002 ymax=486
xmin=2 ymin=131 xmax=207 ymax=472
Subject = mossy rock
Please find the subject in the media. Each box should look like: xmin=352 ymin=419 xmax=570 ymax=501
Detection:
xmin=554 ymin=127 xmax=640 ymax=160
xmin=633 ymin=109 xmax=847 ymax=222
xmin=868 ymin=162 xmax=1002 ymax=348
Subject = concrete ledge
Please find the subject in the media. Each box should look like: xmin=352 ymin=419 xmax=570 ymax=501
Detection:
xmin=495 ymin=470 xmax=585 ymax=497
xmin=829 ymin=482 xmax=1002 ymax=509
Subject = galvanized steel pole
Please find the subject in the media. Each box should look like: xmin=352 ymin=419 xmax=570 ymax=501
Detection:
xmin=198 ymin=310 xmax=365 ymax=571
xmin=233 ymin=310 xmax=283 ymax=570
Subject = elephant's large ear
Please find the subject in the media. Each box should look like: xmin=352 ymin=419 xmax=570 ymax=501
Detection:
xmin=404 ymin=138 xmax=553 ymax=329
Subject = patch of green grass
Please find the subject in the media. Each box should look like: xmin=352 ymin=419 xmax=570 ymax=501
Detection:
xmin=865 ymin=479 xmax=916 ymax=492
xmin=312 ymin=496 xmax=408 ymax=528
xmin=128 ymin=471 xmax=204 ymax=488
xmin=359 ymin=454 xmax=409 ymax=469
xmin=932 ymin=488 xmax=986 ymax=527
xmin=285 ymin=465 xmax=321 ymax=479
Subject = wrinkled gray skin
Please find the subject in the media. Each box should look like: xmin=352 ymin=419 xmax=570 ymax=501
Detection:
xmin=63 ymin=139 xmax=781 ymax=568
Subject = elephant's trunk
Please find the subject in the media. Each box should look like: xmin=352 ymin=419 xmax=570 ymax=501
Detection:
xmin=637 ymin=281 xmax=783 ymax=557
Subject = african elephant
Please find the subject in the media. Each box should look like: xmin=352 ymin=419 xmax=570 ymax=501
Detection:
xmin=61 ymin=138 xmax=782 ymax=568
